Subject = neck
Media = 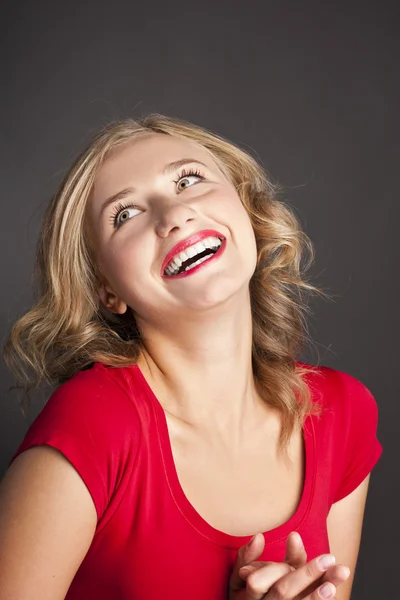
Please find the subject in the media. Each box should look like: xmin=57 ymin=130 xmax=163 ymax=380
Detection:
xmin=135 ymin=287 xmax=273 ymax=443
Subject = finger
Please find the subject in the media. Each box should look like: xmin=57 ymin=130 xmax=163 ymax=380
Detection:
xmin=238 ymin=561 xmax=272 ymax=579
xmin=229 ymin=533 xmax=265 ymax=593
xmin=238 ymin=560 xmax=291 ymax=581
xmin=283 ymin=531 xmax=308 ymax=569
xmin=248 ymin=553 xmax=336 ymax=600
xmin=239 ymin=531 xmax=304 ymax=582
xmin=302 ymin=564 xmax=350 ymax=598
xmin=310 ymin=581 xmax=337 ymax=599
xmin=241 ymin=533 xmax=265 ymax=566
xmin=244 ymin=562 xmax=293 ymax=600
xmin=321 ymin=563 xmax=351 ymax=586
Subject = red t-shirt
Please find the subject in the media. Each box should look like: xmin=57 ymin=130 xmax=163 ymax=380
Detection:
xmin=9 ymin=361 xmax=382 ymax=599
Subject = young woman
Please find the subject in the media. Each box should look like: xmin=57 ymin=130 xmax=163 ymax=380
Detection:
xmin=0 ymin=114 xmax=382 ymax=600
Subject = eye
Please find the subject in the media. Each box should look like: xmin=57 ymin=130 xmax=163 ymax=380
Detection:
xmin=110 ymin=201 xmax=141 ymax=228
xmin=109 ymin=168 xmax=205 ymax=229
xmin=174 ymin=167 xmax=205 ymax=192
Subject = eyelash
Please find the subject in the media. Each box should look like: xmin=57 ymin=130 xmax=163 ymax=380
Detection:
xmin=109 ymin=167 xmax=205 ymax=228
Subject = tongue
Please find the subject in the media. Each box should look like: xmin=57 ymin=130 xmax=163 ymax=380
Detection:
xmin=177 ymin=248 xmax=216 ymax=273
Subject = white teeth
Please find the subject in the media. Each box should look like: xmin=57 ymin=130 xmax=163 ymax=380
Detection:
xmin=185 ymin=254 xmax=213 ymax=271
xmin=185 ymin=246 xmax=197 ymax=259
xmin=193 ymin=241 xmax=206 ymax=254
xmin=165 ymin=236 xmax=222 ymax=274
xmin=172 ymin=256 xmax=182 ymax=268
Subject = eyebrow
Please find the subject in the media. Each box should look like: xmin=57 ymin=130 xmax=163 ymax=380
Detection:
xmin=99 ymin=157 xmax=208 ymax=218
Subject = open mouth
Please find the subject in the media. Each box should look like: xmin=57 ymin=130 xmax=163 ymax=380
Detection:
xmin=164 ymin=236 xmax=224 ymax=277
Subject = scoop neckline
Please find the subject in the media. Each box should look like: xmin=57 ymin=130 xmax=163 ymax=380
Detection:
xmin=132 ymin=362 xmax=316 ymax=550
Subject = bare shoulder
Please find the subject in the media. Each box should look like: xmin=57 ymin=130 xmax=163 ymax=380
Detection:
xmin=0 ymin=445 xmax=97 ymax=600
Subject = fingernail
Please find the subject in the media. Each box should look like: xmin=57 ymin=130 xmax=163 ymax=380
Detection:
xmin=343 ymin=566 xmax=350 ymax=578
xmin=319 ymin=582 xmax=335 ymax=598
xmin=247 ymin=534 xmax=257 ymax=547
xmin=239 ymin=565 xmax=253 ymax=574
xmin=292 ymin=531 xmax=303 ymax=548
xmin=317 ymin=554 xmax=336 ymax=570
xmin=239 ymin=565 xmax=256 ymax=579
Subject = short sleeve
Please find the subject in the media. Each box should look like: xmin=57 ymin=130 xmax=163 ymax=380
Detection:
xmin=8 ymin=364 xmax=141 ymax=523
xmin=332 ymin=370 xmax=383 ymax=503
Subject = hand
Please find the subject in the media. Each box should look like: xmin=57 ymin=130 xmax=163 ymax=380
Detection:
xmin=277 ymin=531 xmax=350 ymax=593
xmin=228 ymin=532 xmax=350 ymax=599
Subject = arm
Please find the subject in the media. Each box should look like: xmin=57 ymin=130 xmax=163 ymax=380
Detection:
xmin=326 ymin=474 xmax=371 ymax=600
xmin=0 ymin=445 xmax=97 ymax=600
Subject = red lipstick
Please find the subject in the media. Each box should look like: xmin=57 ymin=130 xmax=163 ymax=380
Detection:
xmin=161 ymin=229 xmax=225 ymax=275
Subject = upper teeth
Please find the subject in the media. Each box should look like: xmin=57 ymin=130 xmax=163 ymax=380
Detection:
xmin=165 ymin=236 xmax=222 ymax=274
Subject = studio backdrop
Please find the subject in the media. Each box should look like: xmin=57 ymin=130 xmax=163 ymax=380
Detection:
xmin=1 ymin=1 xmax=397 ymax=598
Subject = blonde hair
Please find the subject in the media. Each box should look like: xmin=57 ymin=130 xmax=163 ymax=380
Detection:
xmin=3 ymin=113 xmax=327 ymax=457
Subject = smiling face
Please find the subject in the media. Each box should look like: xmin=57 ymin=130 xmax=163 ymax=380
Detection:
xmin=86 ymin=132 xmax=257 ymax=328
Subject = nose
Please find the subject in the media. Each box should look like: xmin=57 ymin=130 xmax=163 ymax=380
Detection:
xmin=155 ymin=201 xmax=197 ymax=238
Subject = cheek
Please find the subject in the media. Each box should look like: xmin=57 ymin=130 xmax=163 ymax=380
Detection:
xmin=97 ymin=239 xmax=148 ymax=290
xmin=238 ymin=208 xmax=258 ymax=267
xmin=214 ymin=193 xmax=256 ymax=257
xmin=115 ymin=244 xmax=150 ymax=282
xmin=231 ymin=199 xmax=256 ymax=243
xmin=216 ymin=191 xmax=251 ymax=225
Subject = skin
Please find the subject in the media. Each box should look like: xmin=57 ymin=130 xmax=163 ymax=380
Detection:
xmin=87 ymin=132 xmax=269 ymax=442
xmin=230 ymin=531 xmax=351 ymax=599
xmin=86 ymin=133 xmax=352 ymax=598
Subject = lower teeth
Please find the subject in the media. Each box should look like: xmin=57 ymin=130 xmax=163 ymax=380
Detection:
xmin=184 ymin=254 xmax=212 ymax=271
xmin=169 ymin=251 xmax=216 ymax=276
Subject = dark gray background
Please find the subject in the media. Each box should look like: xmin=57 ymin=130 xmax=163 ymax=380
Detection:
xmin=1 ymin=1 xmax=398 ymax=597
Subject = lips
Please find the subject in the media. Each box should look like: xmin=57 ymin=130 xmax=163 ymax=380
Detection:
xmin=161 ymin=229 xmax=225 ymax=275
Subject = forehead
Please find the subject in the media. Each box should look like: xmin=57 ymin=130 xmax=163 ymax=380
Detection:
xmin=95 ymin=133 xmax=218 ymax=184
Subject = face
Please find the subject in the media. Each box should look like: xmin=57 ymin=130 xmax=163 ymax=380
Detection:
xmin=86 ymin=133 xmax=257 ymax=329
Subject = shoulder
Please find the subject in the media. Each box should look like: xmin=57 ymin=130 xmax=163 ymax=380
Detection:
xmin=296 ymin=361 xmax=382 ymax=504
xmin=9 ymin=362 xmax=142 ymax=523
xmin=10 ymin=361 xmax=143 ymax=471
xmin=295 ymin=360 xmax=379 ymax=419
xmin=41 ymin=361 xmax=140 ymax=423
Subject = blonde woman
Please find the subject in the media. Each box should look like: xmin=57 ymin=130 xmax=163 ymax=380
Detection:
xmin=0 ymin=114 xmax=382 ymax=600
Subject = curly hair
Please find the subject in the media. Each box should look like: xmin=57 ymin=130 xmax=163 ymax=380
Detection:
xmin=2 ymin=113 xmax=327 ymax=457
